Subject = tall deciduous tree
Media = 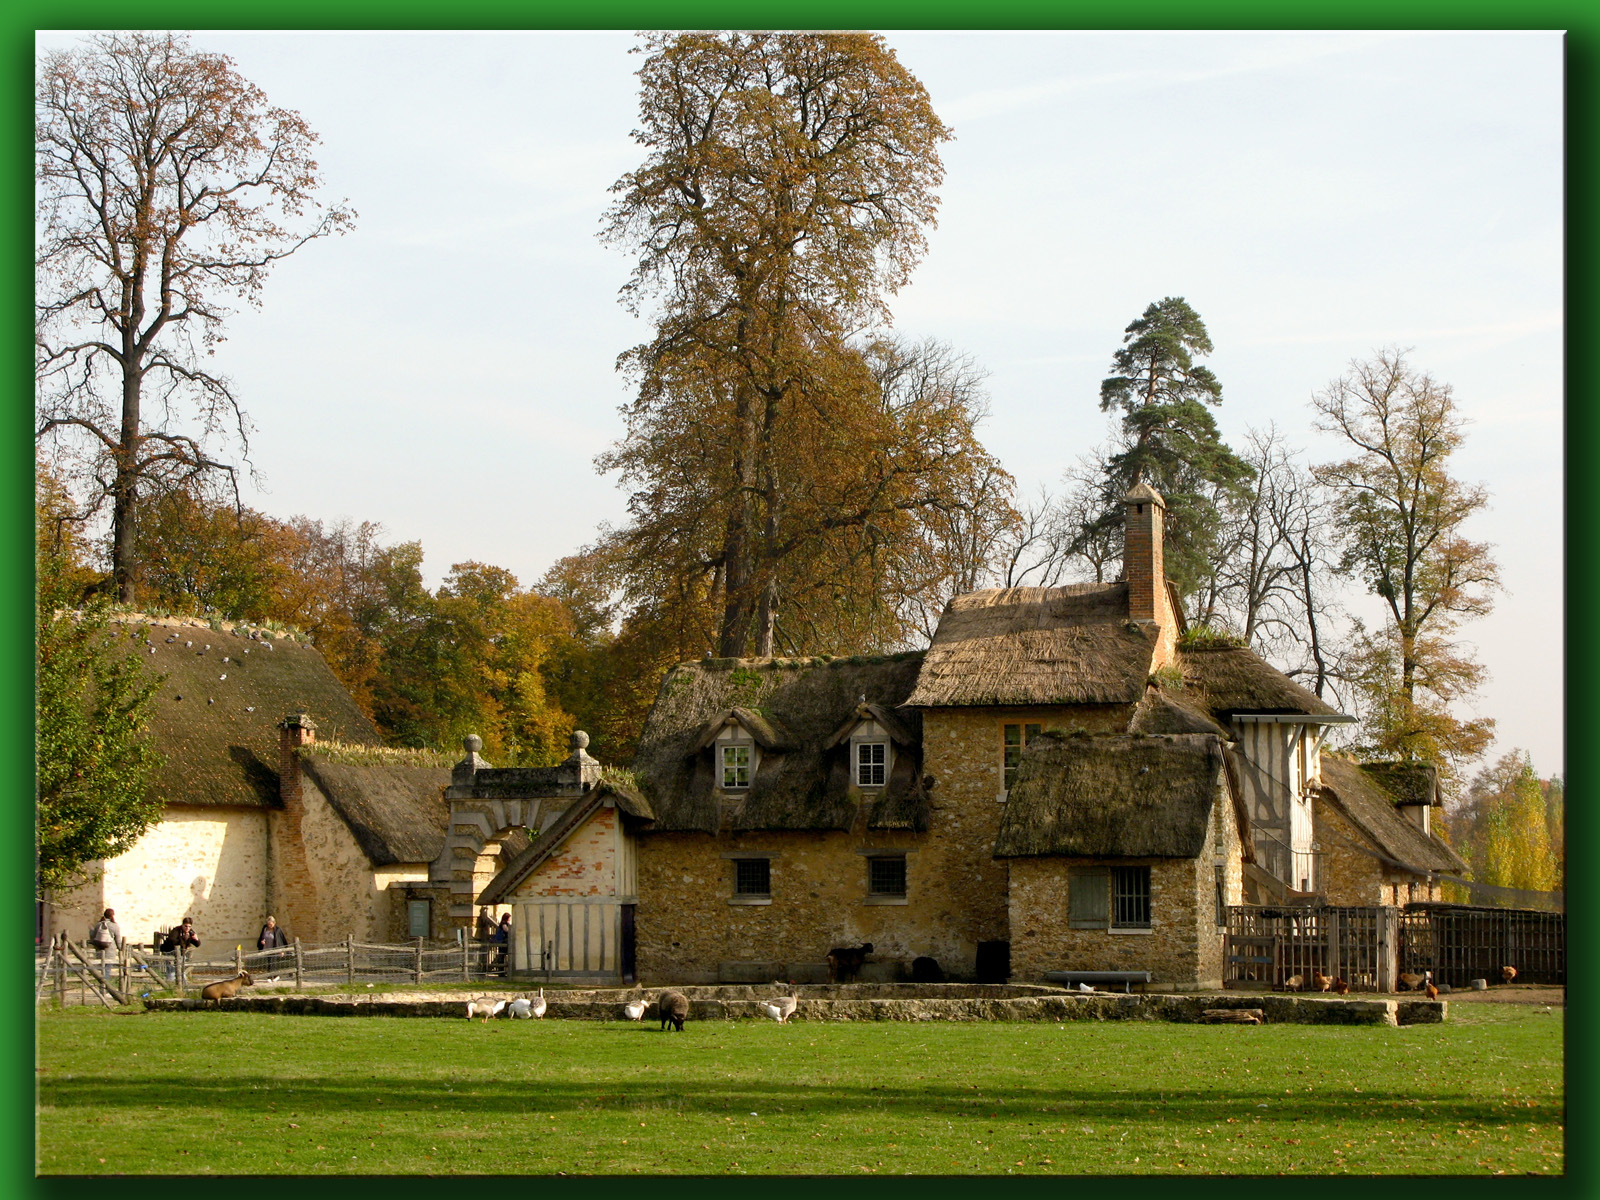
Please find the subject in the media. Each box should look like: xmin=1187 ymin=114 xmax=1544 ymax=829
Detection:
xmin=603 ymin=33 xmax=975 ymax=657
xmin=35 ymin=32 xmax=353 ymax=602
xmin=1092 ymin=297 xmax=1253 ymax=597
xmin=1312 ymin=349 xmax=1499 ymax=773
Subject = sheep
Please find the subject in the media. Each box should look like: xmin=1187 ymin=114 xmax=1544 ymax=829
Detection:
xmin=826 ymin=942 xmax=873 ymax=983
xmin=657 ymin=989 xmax=689 ymax=1032
xmin=200 ymin=970 xmax=253 ymax=1003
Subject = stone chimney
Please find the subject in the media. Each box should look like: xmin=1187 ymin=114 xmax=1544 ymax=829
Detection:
xmin=1123 ymin=482 xmax=1176 ymax=667
xmin=275 ymin=712 xmax=319 ymax=941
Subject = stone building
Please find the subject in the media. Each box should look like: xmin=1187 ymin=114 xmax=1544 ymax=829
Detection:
xmin=41 ymin=618 xmax=450 ymax=949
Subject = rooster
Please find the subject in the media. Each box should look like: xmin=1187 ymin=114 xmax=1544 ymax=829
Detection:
xmin=1333 ymin=977 xmax=1350 ymax=995
xmin=1501 ymin=965 xmax=1518 ymax=985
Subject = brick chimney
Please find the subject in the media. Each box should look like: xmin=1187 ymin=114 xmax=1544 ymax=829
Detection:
xmin=1123 ymin=482 xmax=1176 ymax=667
xmin=275 ymin=712 xmax=319 ymax=941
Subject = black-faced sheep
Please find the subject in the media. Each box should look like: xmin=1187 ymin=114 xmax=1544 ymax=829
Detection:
xmin=657 ymin=989 xmax=689 ymax=1032
xmin=826 ymin=943 xmax=873 ymax=983
xmin=200 ymin=970 xmax=253 ymax=1002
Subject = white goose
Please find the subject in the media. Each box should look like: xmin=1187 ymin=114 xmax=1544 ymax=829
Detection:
xmin=507 ymin=995 xmax=534 ymax=1019
xmin=529 ymin=987 xmax=547 ymax=1019
xmin=623 ymin=996 xmax=648 ymax=1021
xmin=760 ymin=1001 xmax=787 ymax=1023
xmin=765 ymin=986 xmax=798 ymax=1024
xmin=467 ymin=996 xmax=507 ymax=1022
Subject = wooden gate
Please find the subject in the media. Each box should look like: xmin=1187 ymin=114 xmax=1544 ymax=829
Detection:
xmin=513 ymin=900 xmax=624 ymax=982
xmin=1225 ymin=905 xmax=1395 ymax=991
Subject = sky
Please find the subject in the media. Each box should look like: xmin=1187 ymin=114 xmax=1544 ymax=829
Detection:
xmin=36 ymin=30 xmax=1564 ymax=777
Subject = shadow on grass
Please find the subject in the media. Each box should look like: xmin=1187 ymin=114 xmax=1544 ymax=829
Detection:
xmin=38 ymin=1075 xmax=1558 ymax=1130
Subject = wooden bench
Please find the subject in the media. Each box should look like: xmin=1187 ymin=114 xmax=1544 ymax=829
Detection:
xmin=1045 ymin=970 xmax=1153 ymax=994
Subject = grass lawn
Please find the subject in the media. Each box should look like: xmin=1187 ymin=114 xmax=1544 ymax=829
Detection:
xmin=36 ymin=1000 xmax=1562 ymax=1175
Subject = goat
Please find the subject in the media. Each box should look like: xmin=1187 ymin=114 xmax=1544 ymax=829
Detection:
xmin=826 ymin=942 xmax=873 ymax=983
xmin=657 ymin=989 xmax=689 ymax=1032
xmin=200 ymin=970 xmax=253 ymax=1003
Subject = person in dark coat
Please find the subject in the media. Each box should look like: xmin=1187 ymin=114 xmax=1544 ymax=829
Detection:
xmin=491 ymin=913 xmax=511 ymax=975
xmin=257 ymin=915 xmax=289 ymax=975
xmin=160 ymin=916 xmax=200 ymax=982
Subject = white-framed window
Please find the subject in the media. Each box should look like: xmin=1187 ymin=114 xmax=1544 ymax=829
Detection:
xmin=734 ymin=858 xmax=771 ymax=897
xmin=1111 ymin=866 xmax=1152 ymax=930
xmin=856 ymin=741 xmax=888 ymax=788
xmin=1002 ymin=722 xmax=1042 ymax=792
xmin=720 ymin=743 xmax=752 ymax=789
xmin=867 ymin=855 xmax=907 ymax=898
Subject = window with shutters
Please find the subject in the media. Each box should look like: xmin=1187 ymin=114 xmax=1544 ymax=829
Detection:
xmin=856 ymin=741 xmax=888 ymax=788
xmin=1111 ymin=866 xmax=1151 ymax=929
xmin=1068 ymin=866 xmax=1110 ymax=929
xmin=1002 ymin=722 xmax=1043 ymax=792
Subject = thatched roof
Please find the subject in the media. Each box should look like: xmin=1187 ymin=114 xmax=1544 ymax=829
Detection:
xmin=905 ymin=584 xmax=1159 ymax=708
xmin=824 ymin=701 xmax=918 ymax=750
xmin=1359 ymin=761 xmax=1441 ymax=808
xmin=994 ymin=731 xmax=1227 ymax=858
xmin=299 ymin=756 xmax=450 ymax=865
xmin=1318 ymin=756 xmax=1466 ymax=874
xmin=476 ymin=781 xmax=655 ymax=905
xmin=120 ymin=619 xmax=381 ymax=809
xmin=1127 ymin=687 xmax=1230 ymax=737
xmin=689 ymin=706 xmax=792 ymax=753
xmin=631 ymin=655 xmax=925 ymax=833
xmin=1177 ymin=645 xmax=1343 ymax=719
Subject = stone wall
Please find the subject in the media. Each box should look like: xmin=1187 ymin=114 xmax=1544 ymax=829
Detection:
xmin=47 ymin=808 xmax=270 ymax=947
xmin=1314 ymin=800 xmax=1384 ymax=906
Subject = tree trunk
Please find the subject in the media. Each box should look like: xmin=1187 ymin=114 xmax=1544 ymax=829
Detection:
xmin=111 ymin=362 xmax=142 ymax=603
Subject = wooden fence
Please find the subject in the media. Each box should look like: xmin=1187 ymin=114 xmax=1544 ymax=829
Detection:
xmin=1224 ymin=906 xmax=1395 ymax=991
xmin=36 ymin=933 xmax=513 ymax=1005
xmin=1398 ymin=903 xmax=1565 ymax=986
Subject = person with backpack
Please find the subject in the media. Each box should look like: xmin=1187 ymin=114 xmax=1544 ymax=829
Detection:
xmin=88 ymin=908 xmax=121 ymax=985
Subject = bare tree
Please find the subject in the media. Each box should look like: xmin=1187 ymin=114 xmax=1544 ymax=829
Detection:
xmin=36 ymin=32 xmax=353 ymax=600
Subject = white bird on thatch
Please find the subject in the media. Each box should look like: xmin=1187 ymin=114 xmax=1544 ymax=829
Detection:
xmin=623 ymin=998 xmax=648 ymax=1021
xmin=467 ymin=996 xmax=506 ymax=1022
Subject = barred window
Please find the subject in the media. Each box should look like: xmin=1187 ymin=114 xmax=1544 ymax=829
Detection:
xmin=867 ymin=856 xmax=907 ymax=898
xmin=1111 ymin=866 xmax=1151 ymax=930
xmin=720 ymin=743 xmax=751 ymax=789
xmin=1002 ymin=722 xmax=1043 ymax=791
xmin=734 ymin=858 xmax=770 ymax=897
xmin=856 ymin=742 xmax=888 ymax=788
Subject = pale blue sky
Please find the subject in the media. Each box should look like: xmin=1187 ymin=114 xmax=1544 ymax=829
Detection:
xmin=38 ymin=30 xmax=1564 ymax=776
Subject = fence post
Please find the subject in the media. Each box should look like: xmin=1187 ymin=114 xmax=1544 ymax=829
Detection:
xmin=347 ymin=934 xmax=355 ymax=986
xmin=1324 ymin=909 xmax=1341 ymax=980
xmin=415 ymin=938 xmax=423 ymax=985
xmin=55 ymin=935 xmax=66 ymax=1006
xmin=1376 ymin=906 xmax=1397 ymax=993
xmin=462 ymin=929 xmax=469 ymax=982
xmin=178 ymin=946 xmax=187 ymax=993
xmin=294 ymin=938 xmax=303 ymax=992
xmin=236 ymin=945 xmax=244 ymax=975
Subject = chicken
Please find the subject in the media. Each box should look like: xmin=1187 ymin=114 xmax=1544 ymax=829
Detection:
xmin=1333 ymin=977 xmax=1350 ymax=995
xmin=1501 ymin=965 xmax=1518 ymax=985
xmin=1424 ymin=971 xmax=1439 ymax=1001
xmin=1282 ymin=974 xmax=1303 ymax=992
xmin=1398 ymin=972 xmax=1425 ymax=991
xmin=1312 ymin=971 xmax=1333 ymax=993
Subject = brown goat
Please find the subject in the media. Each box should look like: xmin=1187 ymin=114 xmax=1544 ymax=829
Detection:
xmin=826 ymin=943 xmax=873 ymax=983
xmin=200 ymin=970 xmax=253 ymax=1002
xmin=657 ymin=989 xmax=689 ymax=1032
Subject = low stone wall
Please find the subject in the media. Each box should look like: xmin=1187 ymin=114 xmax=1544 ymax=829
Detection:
xmin=145 ymin=984 xmax=1444 ymax=1026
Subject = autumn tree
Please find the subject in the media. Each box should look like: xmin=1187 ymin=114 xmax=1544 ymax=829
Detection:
xmin=603 ymin=33 xmax=994 ymax=658
xmin=1313 ymin=350 xmax=1499 ymax=773
xmin=1082 ymin=297 xmax=1253 ymax=597
xmin=1451 ymin=750 xmax=1559 ymax=895
xmin=35 ymin=32 xmax=353 ymax=602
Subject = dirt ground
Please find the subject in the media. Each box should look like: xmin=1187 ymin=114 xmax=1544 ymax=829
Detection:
xmin=1430 ymin=983 xmax=1564 ymax=1006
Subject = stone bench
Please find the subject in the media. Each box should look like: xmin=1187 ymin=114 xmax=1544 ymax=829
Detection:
xmin=1045 ymin=970 xmax=1153 ymax=993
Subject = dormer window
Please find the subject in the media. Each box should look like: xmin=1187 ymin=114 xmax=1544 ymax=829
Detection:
xmin=856 ymin=742 xmax=888 ymax=788
xmin=720 ymin=743 xmax=751 ymax=789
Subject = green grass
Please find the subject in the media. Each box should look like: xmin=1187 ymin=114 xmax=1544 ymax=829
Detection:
xmin=35 ymin=1002 xmax=1562 ymax=1175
